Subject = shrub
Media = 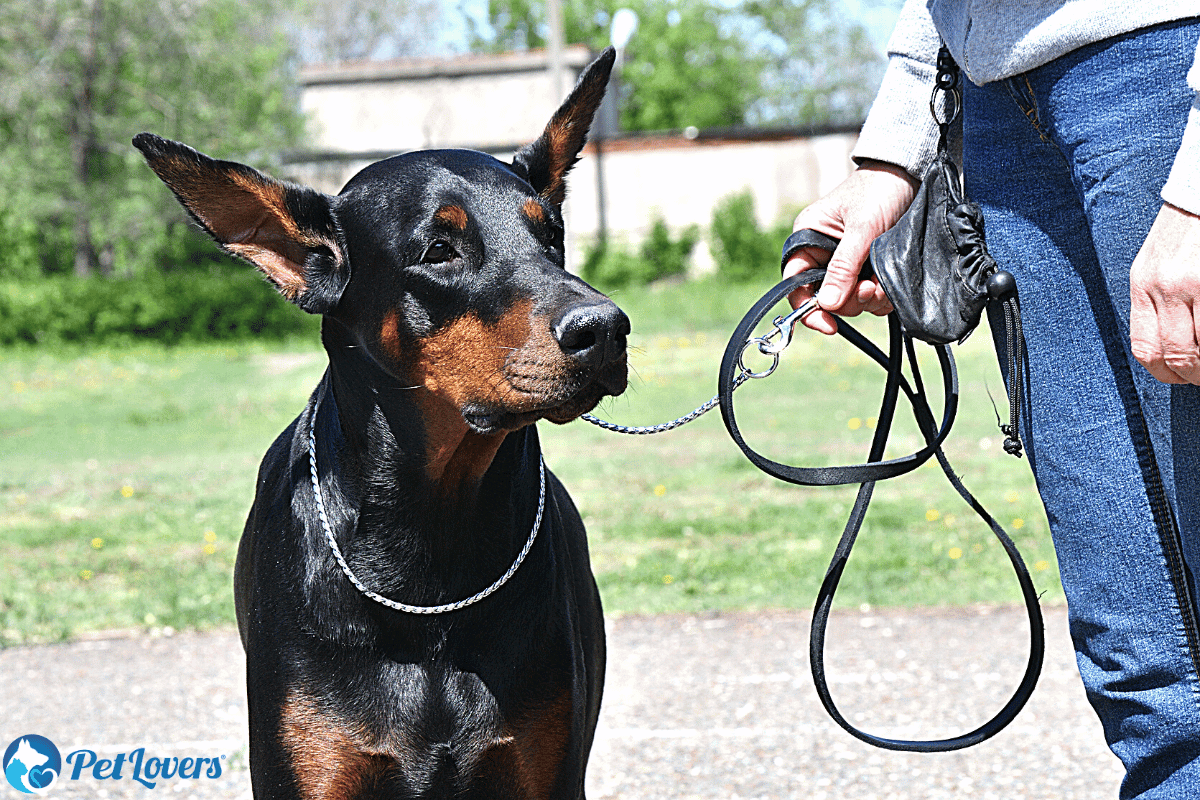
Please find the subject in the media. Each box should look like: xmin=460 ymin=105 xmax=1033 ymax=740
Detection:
xmin=709 ymin=190 xmax=793 ymax=283
xmin=580 ymin=217 xmax=699 ymax=291
xmin=0 ymin=267 xmax=318 ymax=346
xmin=0 ymin=209 xmax=73 ymax=280
xmin=639 ymin=217 xmax=700 ymax=284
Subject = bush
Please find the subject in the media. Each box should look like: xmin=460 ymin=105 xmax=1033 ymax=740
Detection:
xmin=0 ymin=267 xmax=318 ymax=346
xmin=0 ymin=208 xmax=74 ymax=280
xmin=709 ymin=190 xmax=793 ymax=283
xmin=580 ymin=217 xmax=699 ymax=291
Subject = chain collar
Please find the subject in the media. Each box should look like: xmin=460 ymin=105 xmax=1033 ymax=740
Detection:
xmin=308 ymin=394 xmax=545 ymax=615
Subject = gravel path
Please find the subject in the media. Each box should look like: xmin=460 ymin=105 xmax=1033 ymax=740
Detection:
xmin=0 ymin=605 xmax=1122 ymax=799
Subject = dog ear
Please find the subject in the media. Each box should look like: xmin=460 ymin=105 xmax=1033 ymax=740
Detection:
xmin=133 ymin=133 xmax=349 ymax=314
xmin=513 ymin=47 xmax=615 ymax=207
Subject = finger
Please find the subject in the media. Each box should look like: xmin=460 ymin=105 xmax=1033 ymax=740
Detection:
xmin=782 ymin=251 xmax=820 ymax=312
xmin=815 ymin=232 xmax=874 ymax=312
xmin=783 ymin=249 xmax=839 ymax=335
xmin=855 ymin=280 xmax=894 ymax=317
xmin=1130 ymin=285 xmax=1176 ymax=383
xmin=1190 ymin=309 xmax=1200 ymax=385
xmin=1157 ymin=299 xmax=1200 ymax=384
xmin=782 ymin=245 xmax=830 ymax=279
xmin=802 ymin=308 xmax=840 ymax=336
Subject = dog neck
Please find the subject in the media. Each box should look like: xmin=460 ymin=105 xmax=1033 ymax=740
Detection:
xmin=307 ymin=326 xmax=545 ymax=639
xmin=319 ymin=320 xmax=526 ymax=503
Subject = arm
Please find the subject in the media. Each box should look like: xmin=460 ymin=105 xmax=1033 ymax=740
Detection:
xmin=784 ymin=0 xmax=939 ymax=332
xmin=1130 ymin=37 xmax=1200 ymax=385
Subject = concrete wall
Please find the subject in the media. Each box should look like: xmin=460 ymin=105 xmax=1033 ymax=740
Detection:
xmin=295 ymin=46 xmax=592 ymax=178
xmin=563 ymin=132 xmax=857 ymax=271
xmin=286 ymin=49 xmax=860 ymax=274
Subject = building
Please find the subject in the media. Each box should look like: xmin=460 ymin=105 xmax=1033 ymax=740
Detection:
xmin=286 ymin=47 xmax=859 ymax=272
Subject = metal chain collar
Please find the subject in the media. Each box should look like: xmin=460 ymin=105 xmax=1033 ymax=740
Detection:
xmin=582 ymin=297 xmax=818 ymax=435
xmin=308 ymin=394 xmax=546 ymax=615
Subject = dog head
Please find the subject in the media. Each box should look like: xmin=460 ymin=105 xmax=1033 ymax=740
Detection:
xmin=135 ymin=48 xmax=627 ymax=436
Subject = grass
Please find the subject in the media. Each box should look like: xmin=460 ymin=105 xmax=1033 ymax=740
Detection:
xmin=549 ymin=279 xmax=1058 ymax=613
xmin=0 ymin=278 xmax=1059 ymax=645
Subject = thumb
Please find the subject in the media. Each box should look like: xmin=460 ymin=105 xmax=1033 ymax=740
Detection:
xmin=815 ymin=231 xmax=874 ymax=311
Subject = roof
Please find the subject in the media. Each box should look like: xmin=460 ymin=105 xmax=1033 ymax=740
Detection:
xmin=299 ymin=45 xmax=594 ymax=86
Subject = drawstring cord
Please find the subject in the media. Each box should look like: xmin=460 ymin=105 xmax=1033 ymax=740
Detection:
xmin=986 ymin=269 xmax=1025 ymax=457
xmin=940 ymin=45 xmax=1026 ymax=460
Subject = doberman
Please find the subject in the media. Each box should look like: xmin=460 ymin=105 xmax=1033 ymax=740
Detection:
xmin=134 ymin=48 xmax=626 ymax=799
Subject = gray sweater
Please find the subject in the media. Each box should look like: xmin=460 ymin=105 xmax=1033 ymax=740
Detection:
xmin=853 ymin=0 xmax=1200 ymax=214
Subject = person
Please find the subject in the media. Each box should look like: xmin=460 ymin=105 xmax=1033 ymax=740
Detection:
xmin=784 ymin=2 xmax=1200 ymax=797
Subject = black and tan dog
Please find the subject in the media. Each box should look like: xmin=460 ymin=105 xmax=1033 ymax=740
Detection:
xmin=135 ymin=48 xmax=625 ymax=799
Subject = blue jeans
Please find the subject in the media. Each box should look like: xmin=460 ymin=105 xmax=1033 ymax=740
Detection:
xmin=963 ymin=18 xmax=1200 ymax=799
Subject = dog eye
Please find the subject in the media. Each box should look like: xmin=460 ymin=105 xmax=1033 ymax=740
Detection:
xmin=421 ymin=240 xmax=457 ymax=264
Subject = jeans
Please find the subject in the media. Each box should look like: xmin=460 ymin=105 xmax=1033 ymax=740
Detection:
xmin=962 ymin=18 xmax=1200 ymax=799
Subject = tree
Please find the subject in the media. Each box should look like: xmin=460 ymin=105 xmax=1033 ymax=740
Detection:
xmin=745 ymin=0 xmax=885 ymax=126
xmin=617 ymin=2 xmax=763 ymax=131
xmin=469 ymin=0 xmax=764 ymax=131
xmin=467 ymin=0 xmax=883 ymax=132
xmin=291 ymin=0 xmax=449 ymax=64
xmin=0 ymin=0 xmax=305 ymax=278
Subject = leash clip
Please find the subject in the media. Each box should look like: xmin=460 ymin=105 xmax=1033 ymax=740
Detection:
xmin=738 ymin=297 xmax=819 ymax=378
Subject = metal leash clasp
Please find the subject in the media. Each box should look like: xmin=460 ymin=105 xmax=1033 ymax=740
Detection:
xmin=738 ymin=297 xmax=819 ymax=379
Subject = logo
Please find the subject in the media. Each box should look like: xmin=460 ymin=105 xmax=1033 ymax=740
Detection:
xmin=2 ymin=735 xmax=227 ymax=794
xmin=63 ymin=747 xmax=223 ymax=788
xmin=3 ymin=735 xmax=61 ymax=795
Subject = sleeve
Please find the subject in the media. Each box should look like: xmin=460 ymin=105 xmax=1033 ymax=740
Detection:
xmin=850 ymin=0 xmax=945 ymax=178
xmin=1159 ymin=37 xmax=1200 ymax=215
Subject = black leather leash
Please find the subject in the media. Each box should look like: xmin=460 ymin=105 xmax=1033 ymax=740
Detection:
xmin=715 ymin=229 xmax=1044 ymax=752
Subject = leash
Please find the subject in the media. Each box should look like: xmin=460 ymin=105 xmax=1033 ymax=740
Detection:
xmin=580 ymin=292 xmax=821 ymax=435
xmin=308 ymin=392 xmax=546 ymax=615
xmin=585 ymin=256 xmax=1044 ymax=752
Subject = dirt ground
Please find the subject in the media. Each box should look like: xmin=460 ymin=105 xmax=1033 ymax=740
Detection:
xmin=0 ymin=604 xmax=1123 ymax=799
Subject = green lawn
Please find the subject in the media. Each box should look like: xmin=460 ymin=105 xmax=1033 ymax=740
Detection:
xmin=0 ymin=278 xmax=1058 ymax=644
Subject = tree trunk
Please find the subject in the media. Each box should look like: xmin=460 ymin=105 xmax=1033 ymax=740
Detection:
xmin=70 ymin=0 xmax=102 ymax=278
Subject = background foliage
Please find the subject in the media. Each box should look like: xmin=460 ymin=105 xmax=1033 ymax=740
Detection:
xmin=0 ymin=269 xmax=317 ymax=347
xmin=581 ymin=217 xmax=700 ymax=290
xmin=0 ymin=0 xmax=305 ymax=281
xmin=469 ymin=0 xmax=883 ymax=131
xmin=0 ymin=0 xmax=890 ymax=341
xmin=709 ymin=190 xmax=795 ymax=283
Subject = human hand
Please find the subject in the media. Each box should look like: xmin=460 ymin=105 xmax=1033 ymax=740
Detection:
xmin=1130 ymin=202 xmax=1200 ymax=384
xmin=783 ymin=160 xmax=919 ymax=335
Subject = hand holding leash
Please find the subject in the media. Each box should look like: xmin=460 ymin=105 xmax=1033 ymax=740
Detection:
xmin=782 ymin=160 xmax=919 ymax=334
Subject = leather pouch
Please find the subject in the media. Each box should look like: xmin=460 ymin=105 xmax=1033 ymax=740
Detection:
xmin=868 ymin=154 xmax=998 ymax=345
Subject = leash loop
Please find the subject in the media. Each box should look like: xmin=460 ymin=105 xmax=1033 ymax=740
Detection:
xmin=309 ymin=392 xmax=545 ymax=615
xmin=719 ymin=271 xmax=960 ymax=486
xmin=585 ymin=249 xmax=1043 ymax=752
xmin=715 ymin=269 xmax=1043 ymax=753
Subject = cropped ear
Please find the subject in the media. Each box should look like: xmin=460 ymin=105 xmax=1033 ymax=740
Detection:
xmin=513 ymin=47 xmax=615 ymax=207
xmin=133 ymin=133 xmax=349 ymax=314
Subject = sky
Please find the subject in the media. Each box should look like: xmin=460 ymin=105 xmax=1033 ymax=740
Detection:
xmin=447 ymin=0 xmax=903 ymax=57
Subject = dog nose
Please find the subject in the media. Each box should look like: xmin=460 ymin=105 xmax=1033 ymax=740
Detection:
xmin=552 ymin=302 xmax=630 ymax=366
